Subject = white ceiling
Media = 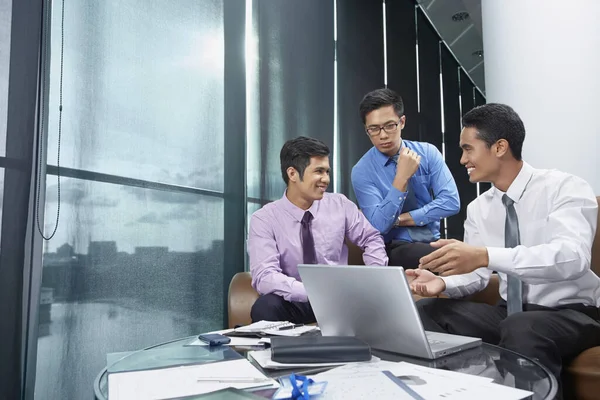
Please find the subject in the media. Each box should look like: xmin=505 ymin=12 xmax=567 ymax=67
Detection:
xmin=418 ymin=0 xmax=485 ymax=92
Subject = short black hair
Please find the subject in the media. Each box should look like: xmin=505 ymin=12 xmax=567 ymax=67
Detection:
xmin=280 ymin=136 xmax=330 ymax=185
xmin=359 ymin=88 xmax=405 ymax=124
xmin=462 ymin=103 xmax=526 ymax=161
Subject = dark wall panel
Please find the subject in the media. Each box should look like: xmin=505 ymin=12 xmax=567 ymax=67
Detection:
xmin=256 ymin=0 xmax=335 ymax=201
xmin=473 ymin=89 xmax=491 ymax=193
xmin=416 ymin=9 xmax=442 ymax=152
xmin=337 ymin=0 xmax=384 ymax=200
xmin=442 ymin=47 xmax=475 ymax=239
xmin=386 ymin=0 xmax=418 ymax=141
xmin=223 ymin=0 xmax=246 ymax=327
xmin=1 ymin=0 xmax=44 ymax=397
xmin=460 ymin=69 xmax=475 ymax=118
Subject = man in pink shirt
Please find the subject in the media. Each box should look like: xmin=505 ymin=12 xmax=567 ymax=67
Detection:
xmin=248 ymin=136 xmax=388 ymax=323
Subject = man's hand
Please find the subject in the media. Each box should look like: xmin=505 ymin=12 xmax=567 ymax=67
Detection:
xmin=418 ymin=239 xmax=489 ymax=276
xmin=393 ymin=148 xmax=420 ymax=191
xmin=396 ymin=147 xmax=421 ymax=181
xmin=406 ymin=269 xmax=446 ymax=297
xmin=395 ymin=212 xmax=416 ymax=227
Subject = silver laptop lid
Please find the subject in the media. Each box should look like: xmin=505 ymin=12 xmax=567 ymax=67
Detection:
xmin=298 ymin=264 xmax=434 ymax=359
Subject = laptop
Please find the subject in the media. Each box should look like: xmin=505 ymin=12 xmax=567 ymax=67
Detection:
xmin=297 ymin=264 xmax=481 ymax=359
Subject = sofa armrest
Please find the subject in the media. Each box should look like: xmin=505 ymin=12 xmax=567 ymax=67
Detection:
xmin=228 ymin=272 xmax=259 ymax=329
xmin=465 ymin=273 xmax=500 ymax=306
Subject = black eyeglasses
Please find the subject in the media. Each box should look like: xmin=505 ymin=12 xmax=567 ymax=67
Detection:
xmin=365 ymin=121 xmax=401 ymax=137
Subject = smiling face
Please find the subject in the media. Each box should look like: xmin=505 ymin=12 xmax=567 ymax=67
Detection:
xmin=288 ymin=155 xmax=330 ymax=204
xmin=459 ymin=126 xmax=501 ymax=183
xmin=364 ymin=105 xmax=406 ymax=157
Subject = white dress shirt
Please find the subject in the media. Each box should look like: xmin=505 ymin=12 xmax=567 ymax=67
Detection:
xmin=442 ymin=162 xmax=600 ymax=308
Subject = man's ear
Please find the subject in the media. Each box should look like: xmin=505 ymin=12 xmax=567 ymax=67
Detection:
xmin=494 ymin=139 xmax=510 ymax=158
xmin=287 ymin=167 xmax=298 ymax=183
xmin=399 ymin=115 xmax=406 ymax=130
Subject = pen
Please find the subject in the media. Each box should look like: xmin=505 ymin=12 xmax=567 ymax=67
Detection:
xmin=277 ymin=324 xmax=303 ymax=331
xmin=196 ymin=377 xmax=271 ymax=383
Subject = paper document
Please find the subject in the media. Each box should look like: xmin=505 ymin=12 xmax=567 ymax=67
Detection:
xmin=315 ymin=370 xmax=419 ymax=400
xmin=108 ymin=358 xmax=278 ymax=400
xmin=249 ymin=349 xmax=379 ymax=370
xmin=234 ymin=321 xmax=291 ymax=333
xmin=262 ymin=325 xmax=319 ymax=337
xmin=233 ymin=320 xmax=318 ymax=337
xmin=314 ymin=361 xmax=532 ymax=400
xmin=381 ymin=362 xmax=532 ymax=400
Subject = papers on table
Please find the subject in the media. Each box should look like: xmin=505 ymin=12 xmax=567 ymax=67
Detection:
xmin=234 ymin=320 xmax=291 ymax=333
xmin=312 ymin=360 xmax=534 ymax=400
xmin=108 ymin=358 xmax=279 ymax=400
xmin=262 ymin=325 xmax=319 ymax=336
xmin=248 ymin=348 xmax=379 ymax=370
xmin=233 ymin=320 xmax=319 ymax=337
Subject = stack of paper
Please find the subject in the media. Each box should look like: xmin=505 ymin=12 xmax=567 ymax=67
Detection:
xmin=108 ymin=358 xmax=279 ymax=400
xmin=234 ymin=321 xmax=291 ymax=333
xmin=234 ymin=320 xmax=319 ymax=337
xmin=313 ymin=360 xmax=534 ymax=400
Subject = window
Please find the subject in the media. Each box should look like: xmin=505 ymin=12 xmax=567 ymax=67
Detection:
xmin=35 ymin=1 xmax=226 ymax=398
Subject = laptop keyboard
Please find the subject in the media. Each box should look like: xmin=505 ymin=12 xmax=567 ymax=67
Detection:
xmin=426 ymin=333 xmax=445 ymax=346
xmin=428 ymin=338 xmax=444 ymax=345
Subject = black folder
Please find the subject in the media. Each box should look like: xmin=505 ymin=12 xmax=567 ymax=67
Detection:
xmin=270 ymin=336 xmax=372 ymax=364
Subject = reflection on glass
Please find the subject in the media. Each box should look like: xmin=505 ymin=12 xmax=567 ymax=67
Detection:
xmin=0 ymin=2 xmax=11 ymax=156
xmin=35 ymin=178 xmax=225 ymax=399
xmin=45 ymin=0 xmax=224 ymax=190
xmin=0 ymin=168 xmax=4 ymax=246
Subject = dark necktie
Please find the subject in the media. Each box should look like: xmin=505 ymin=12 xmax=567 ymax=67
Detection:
xmin=502 ymin=194 xmax=523 ymax=315
xmin=301 ymin=211 xmax=317 ymax=264
xmin=388 ymin=154 xmax=434 ymax=242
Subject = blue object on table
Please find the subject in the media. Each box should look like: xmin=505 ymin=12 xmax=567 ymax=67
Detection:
xmin=290 ymin=373 xmax=313 ymax=400
xmin=272 ymin=373 xmax=327 ymax=400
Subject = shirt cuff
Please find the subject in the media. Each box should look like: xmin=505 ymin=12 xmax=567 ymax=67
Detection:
xmin=290 ymin=280 xmax=308 ymax=302
xmin=440 ymin=275 xmax=465 ymax=298
xmin=408 ymin=208 xmax=428 ymax=227
xmin=486 ymin=247 xmax=514 ymax=275
xmin=384 ymin=186 xmax=407 ymax=216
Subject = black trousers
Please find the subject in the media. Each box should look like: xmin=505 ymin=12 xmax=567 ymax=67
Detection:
xmin=250 ymin=293 xmax=316 ymax=324
xmin=386 ymin=240 xmax=435 ymax=269
xmin=417 ymin=297 xmax=600 ymax=398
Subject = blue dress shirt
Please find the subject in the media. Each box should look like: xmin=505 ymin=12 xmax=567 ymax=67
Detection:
xmin=351 ymin=140 xmax=460 ymax=243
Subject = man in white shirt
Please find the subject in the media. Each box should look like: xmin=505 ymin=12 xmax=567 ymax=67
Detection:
xmin=408 ymin=103 xmax=600 ymax=396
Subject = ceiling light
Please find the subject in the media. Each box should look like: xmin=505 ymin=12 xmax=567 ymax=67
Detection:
xmin=472 ymin=50 xmax=484 ymax=58
xmin=451 ymin=11 xmax=470 ymax=22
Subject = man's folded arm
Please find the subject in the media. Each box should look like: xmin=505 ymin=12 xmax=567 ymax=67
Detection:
xmin=351 ymin=166 xmax=406 ymax=234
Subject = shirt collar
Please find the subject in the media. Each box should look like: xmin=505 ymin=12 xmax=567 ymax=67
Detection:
xmin=280 ymin=190 xmax=320 ymax=222
xmin=376 ymin=140 xmax=405 ymax=167
xmin=493 ymin=161 xmax=534 ymax=204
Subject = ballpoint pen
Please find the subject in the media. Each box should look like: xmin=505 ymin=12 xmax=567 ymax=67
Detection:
xmin=277 ymin=324 xmax=304 ymax=331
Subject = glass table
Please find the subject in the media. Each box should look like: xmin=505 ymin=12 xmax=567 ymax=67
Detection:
xmin=94 ymin=336 xmax=558 ymax=400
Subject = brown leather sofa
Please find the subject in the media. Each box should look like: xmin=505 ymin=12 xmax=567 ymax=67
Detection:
xmin=228 ymin=197 xmax=600 ymax=399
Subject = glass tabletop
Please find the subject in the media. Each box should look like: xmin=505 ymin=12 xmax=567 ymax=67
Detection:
xmin=94 ymin=336 xmax=558 ymax=400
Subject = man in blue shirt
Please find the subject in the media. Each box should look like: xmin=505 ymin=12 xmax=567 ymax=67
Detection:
xmin=351 ymin=88 xmax=460 ymax=268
